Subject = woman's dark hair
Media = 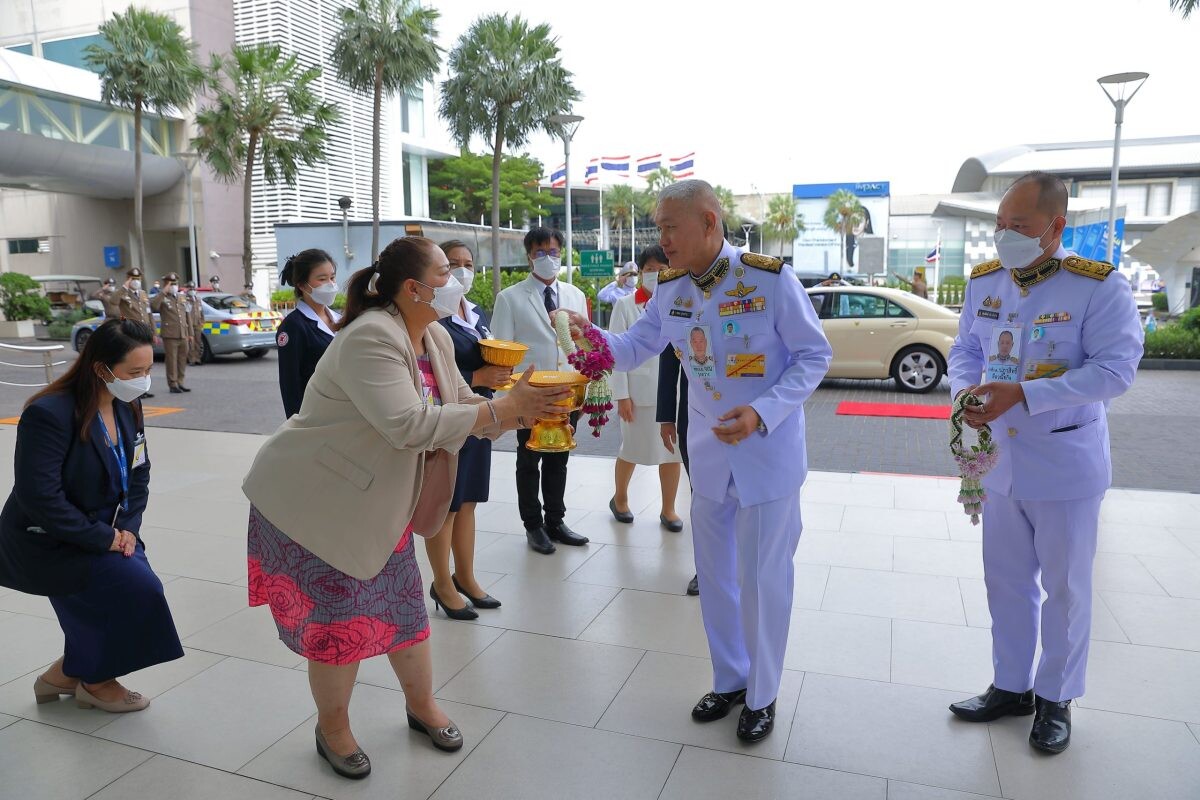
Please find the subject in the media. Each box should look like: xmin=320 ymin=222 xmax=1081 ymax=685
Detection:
xmin=439 ymin=239 xmax=473 ymax=258
xmin=280 ymin=248 xmax=335 ymax=298
xmin=636 ymin=244 xmax=668 ymax=271
xmin=523 ymin=227 xmax=564 ymax=254
xmin=27 ymin=318 xmax=155 ymax=440
xmin=337 ymin=236 xmax=440 ymax=331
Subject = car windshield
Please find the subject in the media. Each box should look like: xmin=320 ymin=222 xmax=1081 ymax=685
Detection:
xmin=204 ymin=294 xmax=268 ymax=313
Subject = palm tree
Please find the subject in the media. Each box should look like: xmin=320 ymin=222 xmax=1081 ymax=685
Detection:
xmin=762 ymin=194 xmax=804 ymax=257
xmin=823 ymin=189 xmax=865 ymax=269
xmin=333 ymin=0 xmax=441 ymax=262
xmin=604 ymin=184 xmax=638 ymax=262
xmin=440 ymin=14 xmax=580 ymax=294
xmin=713 ymin=184 xmax=741 ymax=240
xmin=192 ymin=43 xmax=339 ymax=283
xmin=1170 ymin=0 xmax=1197 ymax=17
xmin=638 ymin=167 xmax=676 ymax=218
xmin=84 ymin=8 xmax=202 ymax=271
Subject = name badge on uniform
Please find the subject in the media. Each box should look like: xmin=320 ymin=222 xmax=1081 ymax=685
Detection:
xmin=726 ymin=353 xmax=765 ymax=378
xmin=131 ymin=434 xmax=148 ymax=469
xmin=669 ymin=309 xmax=693 ymax=319
xmin=985 ymin=325 xmax=1022 ymax=383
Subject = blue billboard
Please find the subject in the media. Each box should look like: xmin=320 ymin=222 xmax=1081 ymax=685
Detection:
xmin=1062 ymin=219 xmax=1124 ymax=265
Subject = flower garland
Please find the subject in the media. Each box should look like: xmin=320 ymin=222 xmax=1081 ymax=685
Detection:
xmin=950 ymin=391 xmax=999 ymax=525
xmin=553 ymin=312 xmax=614 ymax=437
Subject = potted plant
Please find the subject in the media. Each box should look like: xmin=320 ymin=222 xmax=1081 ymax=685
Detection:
xmin=0 ymin=273 xmax=53 ymax=338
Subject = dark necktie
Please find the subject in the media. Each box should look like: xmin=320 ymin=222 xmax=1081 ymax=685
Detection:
xmin=544 ymin=285 xmax=557 ymax=314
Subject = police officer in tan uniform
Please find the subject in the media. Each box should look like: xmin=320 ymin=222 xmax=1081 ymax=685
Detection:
xmin=114 ymin=267 xmax=151 ymax=325
xmin=185 ymin=281 xmax=205 ymax=365
xmin=151 ymin=273 xmax=191 ymax=393
xmin=241 ymin=282 xmax=257 ymax=305
xmin=90 ymin=278 xmax=118 ymax=317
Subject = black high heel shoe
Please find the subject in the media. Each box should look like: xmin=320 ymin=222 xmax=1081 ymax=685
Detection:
xmin=429 ymin=585 xmax=478 ymax=621
xmin=452 ymin=575 xmax=501 ymax=609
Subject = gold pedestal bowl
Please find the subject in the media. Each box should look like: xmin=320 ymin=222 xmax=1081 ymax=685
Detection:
xmin=478 ymin=339 xmax=529 ymax=390
xmin=525 ymin=370 xmax=590 ymax=453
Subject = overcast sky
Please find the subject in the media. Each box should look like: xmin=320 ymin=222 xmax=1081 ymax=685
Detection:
xmin=428 ymin=0 xmax=1198 ymax=197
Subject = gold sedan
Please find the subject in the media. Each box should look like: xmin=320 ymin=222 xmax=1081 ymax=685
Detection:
xmin=805 ymin=286 xmax=960 ymax=393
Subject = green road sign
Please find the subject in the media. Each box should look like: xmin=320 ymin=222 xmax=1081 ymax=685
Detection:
xmin=579 ymin=250 xmax=614 ymax=279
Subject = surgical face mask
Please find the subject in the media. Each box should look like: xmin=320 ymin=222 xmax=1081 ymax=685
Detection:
xmin=307 ymin=281 xmax=339 ymax=307
xmin=104 ymin=366 xmax=151 ymax=403
xmin=415 ymin=274 xmax=465 ymax=319
xmin=641 ymin=272 xmax=659 ymax=293
xmin=166 ymin=285 xmax=177 ymax=295
xmin=531 ymin=254 xmax=561 ymax=281
xmin=995 ymin=222 xmax=1055 ymax=270
xmin=131 ymin=280 xmax=142 ymax=291
xmin=452 ymin=267 xmax=475 ymax=294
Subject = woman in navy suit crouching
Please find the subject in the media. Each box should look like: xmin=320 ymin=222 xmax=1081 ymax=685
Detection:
xmin=0 ymin=319 xmax=182 ymax=713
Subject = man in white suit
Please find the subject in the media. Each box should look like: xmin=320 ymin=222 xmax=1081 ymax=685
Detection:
xmin=491 ymin=228 xmax=591 ymax=555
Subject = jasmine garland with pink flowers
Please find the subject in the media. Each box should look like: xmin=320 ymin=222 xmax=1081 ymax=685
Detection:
xmin=554 ymin=311 xmax=615 ymax=436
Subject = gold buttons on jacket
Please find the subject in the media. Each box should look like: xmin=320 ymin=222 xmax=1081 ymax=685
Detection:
xmin=1008 ymin=427 xmax=1018 ymax=437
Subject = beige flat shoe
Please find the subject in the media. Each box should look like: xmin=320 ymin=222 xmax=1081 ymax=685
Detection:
xmin=75 ymin=683 xmax=150 ymax=713
xmin=33 ymin=676 xmax=77 ymax=705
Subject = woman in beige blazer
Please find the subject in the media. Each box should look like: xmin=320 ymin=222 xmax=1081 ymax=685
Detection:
xmin=242 ymin=237 xmax=567 ymax=779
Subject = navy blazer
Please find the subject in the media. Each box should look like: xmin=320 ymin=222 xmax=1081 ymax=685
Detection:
xmin=277 ymin=306 xmax=337 ymax=418
xmin=438 ymin=305 xmax=494 ymax=399
xmin=656 ymin=344 xmax=689 ymax=470
xmin=0 ymin=393 xmax=150 ymax=596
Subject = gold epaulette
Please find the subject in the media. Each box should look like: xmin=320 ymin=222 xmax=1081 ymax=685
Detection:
xmin=1062 ymin=255 xmax=1115 ymax=281
xmin=970 ymin=259 xmax=1003 ymax=279
xmin=740 ymin=252 xmax=784 ymax=273
xmin=657 ymin=268 xmax=688 ymax=284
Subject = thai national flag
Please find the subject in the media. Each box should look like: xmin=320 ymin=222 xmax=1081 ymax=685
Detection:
xmin=636 ymin=154 xmax=662 ymax=174
xmin=549 ymin=163 xmax=566 ymax=189
xmin=600 ymin=155 xmax=630 ymax=177
xmin=584 ymin=159 xmax=599 ymax=185
xmin=925 ymin=240 xmax=940 ymax=263
xmin=669 ymin=152 xmax=695 ymax=178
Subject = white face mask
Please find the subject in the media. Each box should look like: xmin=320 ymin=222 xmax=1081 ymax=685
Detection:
xmin=641 ymin=272 xmax=658 ymax=294
xmin=994 ymin=222 xmax=1055 ymax=270
xmin=415 ymin=274 xmax=465 ymax=319
xmin=104 ymin=366 xmax=151 ymax=403
xmin=531 ymin=254 xmax=561 ymax=281
xmin=452 ymin=267 xmax=475 ymax=294
xmin=131 ymin=280 xmax=142 ymax=291
xmin=308 ymin=282 xmax=339 ymax=307
xmin=166 ymin=284 xmax=177 ymax=295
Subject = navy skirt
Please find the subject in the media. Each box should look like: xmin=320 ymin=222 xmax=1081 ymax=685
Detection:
xmin=449 ymin=435 xmax=492 ymax=511
xmin=49 ymin=543 xmax=183 ymax=683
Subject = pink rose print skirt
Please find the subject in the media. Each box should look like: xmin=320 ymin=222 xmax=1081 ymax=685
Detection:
xmin=247 ymin=506 xmax=430 ymax=665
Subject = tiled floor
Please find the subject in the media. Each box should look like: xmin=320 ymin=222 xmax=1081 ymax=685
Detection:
xmin=0 ymin=427 xmax=1198 ymax=799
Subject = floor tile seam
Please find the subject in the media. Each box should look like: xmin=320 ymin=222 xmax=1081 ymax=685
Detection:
xmin=824 ymin=563 xmax=999 ymax=587
xmin=1068 ymin=701 xmax=1200 ymax=728
xmin=171 ymin=642 xmax=304 ymax=672
xmin=780 ymin=670 xmax=808 ymax=759
xmin=231 ymin=708 xmax=322 ymax=776
xmin=654 ymin=744 xmax=685 ymax=800
xmin=87 ymin=654 xmax=231 ymax=738
xmin=1132 ymin=552 xmax=1189 ymax=597
xmin=423 ymin=627 xmax=512 ymax=693
xmin=1190 ymin=723 xmax=1200 ymax=747
xmin=177 ymin=604 xmax=263 ymax=644
xmin=592 ymin=648 xmax=649 ymax=730
xmin=421 ymin=710 xmax=510 ymax=800
xmin=810 ymin=602 xmax=968 ymax=627
xmin=77 ymin=741 xmax=157 ymax=800
xmin=781 ymin=749 xmax=1003 ymax=797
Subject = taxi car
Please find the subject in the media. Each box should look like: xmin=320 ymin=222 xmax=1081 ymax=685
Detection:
xmin=71 ymin=292 xmax=282 ymax=362
xmin=806 ymin=285 xmax=959 ymax=393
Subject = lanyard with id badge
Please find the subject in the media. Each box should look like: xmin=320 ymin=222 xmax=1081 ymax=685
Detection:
xmin=99 ymin=417 xmax=148 ymax=527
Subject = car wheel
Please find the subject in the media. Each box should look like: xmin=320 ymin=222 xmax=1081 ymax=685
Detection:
xmin=244 ymin=348 xmax=268 ymax=359
xmin=201 ymin=336 xmax=214 ymax=364
xmin=74 ymin=328 xmax=91 ymax=353
xmin=891 ymin=346 xmax=944 ymax=394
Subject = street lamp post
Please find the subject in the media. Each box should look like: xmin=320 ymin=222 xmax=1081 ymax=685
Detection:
xmin=548 ymin=113 xmax=584 ymax=285
xmin=337 ymin=196 xmax=354 ymax=270
xmin=174 ymin=152 xmax=200 ymax=284
xmin=1097 ymin=71 xmax=1149 ymax=266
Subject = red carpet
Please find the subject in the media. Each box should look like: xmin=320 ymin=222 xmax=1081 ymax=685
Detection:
xmin=836 ymin=401 xmax=950 ymax=420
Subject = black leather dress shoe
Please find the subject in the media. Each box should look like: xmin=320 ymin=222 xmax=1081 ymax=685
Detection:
xmin=609 ymin=498 xmax=634 ymax=523
xmin=1029 ymin=696 xmax=1071 ymax=754
xmin=526 ymin=526 xmax=556 ymax=555
xmin=179 ymin=385 xmax=191 ymax=392
xmin=949 ymin=684 xmax=1035 ymax=722
xmin=686 ymin=575 xmax=700 ymax=596
xmin=546 ymin=522 xmax=588 ymax=546
xmin=660 ymin=514 xmax=684 ymax=533
xmin=737 ymin=701 xmax=776 ymax=742
xmin=169 ymin=386 xmax=183 ymax=394
xmin=453 ymin=575 xmax=500 ymax=609
xmin=691 ymin=688 xmax=746 ymax=722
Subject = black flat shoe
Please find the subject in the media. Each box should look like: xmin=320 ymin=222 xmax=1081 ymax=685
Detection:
xmin=429 ymin=585 xmax=478 ymax=621
xmin=691 ymin=688 xmax=747 ymax=722
xmin=660 ymin=514 xmax=684 ymax=533
xmin=949 ymin=684 xmax=1035 ymax=722
xmin=737 ymin=700 xmax=776 ymax=743
xmin=547 ymin=522 xmax=589 ymax=547
xmin=609 ymin=498 xmax=634 ymax=524
xmin=315 ymin=725 xmax=371 ymax=779
xmin=453 ymin=575 xmax=500 ymax=609
xmin=686 ymin=575 xmax=700 ymax=596
xmin=1029 ymin=696 xmax=1071 ymax=754
xmin=179 ymin=386 xmax=191 ymax=392
xmin=169 ymin=386 xmax=183 ymax=394
xmin=526 ymin=526 xmax=556 ymax=555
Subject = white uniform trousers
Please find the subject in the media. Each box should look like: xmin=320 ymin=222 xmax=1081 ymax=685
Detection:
xmin=691 ymin=479 xmax=802 ymax=711
xmin=982 ymin=491 xmax=1104 ymax=702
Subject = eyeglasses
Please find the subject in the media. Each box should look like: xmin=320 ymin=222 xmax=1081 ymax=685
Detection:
xmin=534 ymin=249 xmax=561 ymax=259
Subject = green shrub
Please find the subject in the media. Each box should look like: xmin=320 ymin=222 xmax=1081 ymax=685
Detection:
xmin=1178 ymin=305 xmax=1200 ymax=335
xmin=0 ymin=273 xmax=52 ymax=322
xmin=1143 ymin=324 xmax=1200 ymax=359
xmin=270 ymin=288 xmax=294 ymax=306
xmin=465 ymin=267 xmax=607 ymax=318
xmin=45 ymin=308 xmax=97 ymax=339
xmin=1151 ymin=292 xmax=1167 ymax=312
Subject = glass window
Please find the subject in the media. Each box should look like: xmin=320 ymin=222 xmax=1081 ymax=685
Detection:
xmin=28 ymin=95 xmax=76 ymax=140
xmin=886 ymin=300 xmax=913 ymax=318
xmin=401 ymin=91 xmax=424 ymax=136
xmin=42 ymin=34 xmax=105 ymax=72
xmin=1147 ymin=183 xmax=1172 ymax=217
xmin=0 ymin=94 xmax=19 ymax=132
xmin=830 ymin=292 xmax=887 ymax=319
xmin=4 ymin=43 xmax=33 ymax=55
xmin=808 ymin=292 xmax=826 ymax=317
xmin=7 ymin=238 xmax=46 ymax=254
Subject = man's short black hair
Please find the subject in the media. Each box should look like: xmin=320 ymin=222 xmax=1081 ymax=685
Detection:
xmin=523 ymin=227 xmax=565 ymax=254
xmin=636 ymin=244 xmax=668 ymax=270
xmin=1010 ymin=171 xmax=1068 ymax=218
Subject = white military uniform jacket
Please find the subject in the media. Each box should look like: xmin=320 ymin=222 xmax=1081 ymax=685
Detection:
xmin=491 ymin=275 xmax=588 ymax=373
xmin=604 ymin=241 xmax=832 ymax=507
xmin=948 ymin=246 xmax=1143 ymax=501
xmin=608 ymin=290 xmax=660 ymax=407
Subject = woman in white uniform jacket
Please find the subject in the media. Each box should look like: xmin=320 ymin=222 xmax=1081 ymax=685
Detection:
xmin=608 ymin=246 xmax=684 ymax=531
